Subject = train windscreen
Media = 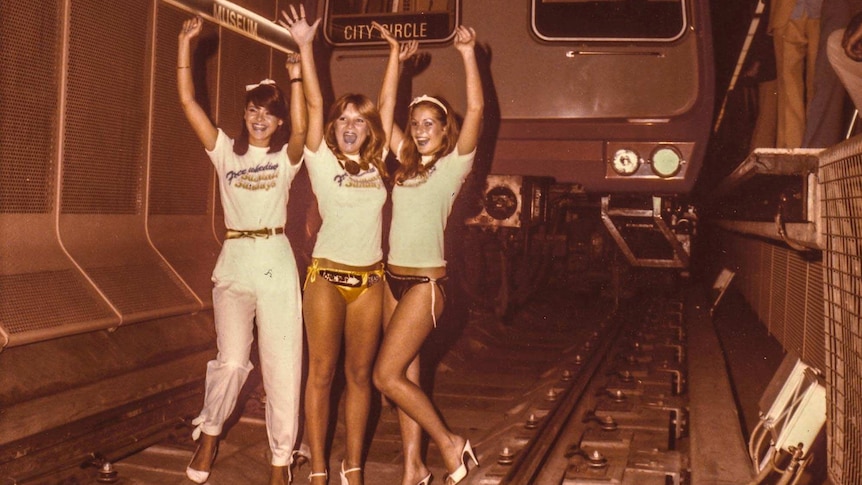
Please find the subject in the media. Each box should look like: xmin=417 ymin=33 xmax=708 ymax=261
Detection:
xmin=532 ymin=0 xmax=687 ymax=42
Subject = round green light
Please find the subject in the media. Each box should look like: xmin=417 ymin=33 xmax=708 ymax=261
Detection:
xmin=651 ymin=147 xmax=682 ymax=178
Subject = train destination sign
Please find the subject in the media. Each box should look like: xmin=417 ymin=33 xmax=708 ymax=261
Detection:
xmin=161 ymin=0 xmax=297 ymax=53
xmin=325 ymin=13 xmax=452 ymax=46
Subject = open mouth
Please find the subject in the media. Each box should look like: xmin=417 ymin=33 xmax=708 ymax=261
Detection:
xmin=343 ymin=132 xmax=358 ymax=145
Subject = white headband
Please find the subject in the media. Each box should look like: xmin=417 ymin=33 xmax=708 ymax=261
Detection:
xmin=245 ymin=79 xmax=277 ymax=91
xmin=409 ymin=94 xmax=448 ymax=114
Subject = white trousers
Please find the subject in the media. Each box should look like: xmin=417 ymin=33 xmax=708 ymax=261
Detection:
xmin=828 ymin=28 xmax=862 ymax=113
xmin=192 ymin=235 xmax=303 ymax=466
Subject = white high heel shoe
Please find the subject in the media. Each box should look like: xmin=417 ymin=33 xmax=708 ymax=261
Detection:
xmin=309 ymin=469 xmax=328 ymax=483
xmin=417 ymin=471 xmax=432 ymax=485
xmin=340 ymin=461 xmax=362 ymax=485
xmin=186 ymin=466 xmax=210 ymax=484
xmin=446 ymin=440 xmax=478 ymax=484
xmin=185 ymin=443 xmax=218 ymax=484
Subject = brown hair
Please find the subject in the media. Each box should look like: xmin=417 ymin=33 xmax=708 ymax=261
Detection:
xmin=234 ymin=83 xmax=290 ymax=155
xmin=394 ymin=97 xmax=459 ymax=185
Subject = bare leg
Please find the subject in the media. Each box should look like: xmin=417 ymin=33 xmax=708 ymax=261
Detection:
xmin=269 ymin=465 xmax=290 ymax=485
xmin=341 ymin=283 xmax=384 ymax=485
xmin=382 ymin=284 xmax=431 ymax=485
xmin=373 ymin=283 xmax=467 ymax=477
xmin=189 ymin=432 xmax=218 ymax=474
xmin=398 ymin=356 xmax=431 ymax=485
xmin=304 ymin=278 xmax=347 ymax=484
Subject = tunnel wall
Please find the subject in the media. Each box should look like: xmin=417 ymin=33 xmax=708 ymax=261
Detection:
xmin=0 ymin=0 xmax=302 ymax=481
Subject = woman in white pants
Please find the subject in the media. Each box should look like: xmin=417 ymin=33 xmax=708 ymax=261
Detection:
xmin=177 ymin=15 xmax=307 ymax=485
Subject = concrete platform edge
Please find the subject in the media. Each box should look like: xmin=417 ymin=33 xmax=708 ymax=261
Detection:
xmin=685 ymin=286 xmax=755 ymax=485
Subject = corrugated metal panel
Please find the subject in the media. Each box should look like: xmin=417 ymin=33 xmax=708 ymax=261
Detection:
xmin=736 ymin=236 xmax=756 ymax=308
xmin=785 ymin=251 xmax=809 ymax=359
xmin=771 ymin=247 xmax=788 ymax=343
xmin=716 ymin=232 xmax=825 ymax=369
xmin=756 ymin=242 xmax=772 ymax=329
xmin=802 ymin=260 xmax=824 ymax=371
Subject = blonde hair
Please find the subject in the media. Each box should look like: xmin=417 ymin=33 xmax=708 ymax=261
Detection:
xmin=324 ymin=94 xmax=388 ymax=178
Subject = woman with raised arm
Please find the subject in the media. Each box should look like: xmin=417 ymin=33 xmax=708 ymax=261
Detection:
xmin=280 ymin=6 xmax=416 ymax=485
xmin=373 ymin=26 xmax=484 ymax=485
xmin=177 ymin=15 xmax=306 ymax=485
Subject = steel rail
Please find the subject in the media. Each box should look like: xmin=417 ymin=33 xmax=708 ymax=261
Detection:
xmin=498 ymin=310 xmax=626 ymax=484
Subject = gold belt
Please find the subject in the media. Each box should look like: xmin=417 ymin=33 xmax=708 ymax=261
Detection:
xmin=225 ymin=227 xmax=284 ymax=239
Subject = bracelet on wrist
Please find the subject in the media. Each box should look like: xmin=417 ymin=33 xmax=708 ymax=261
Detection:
xmin=177 ymin=66 xmax=190 ymax=69
xmin=290 ymin=77 xmax=303 ymax=83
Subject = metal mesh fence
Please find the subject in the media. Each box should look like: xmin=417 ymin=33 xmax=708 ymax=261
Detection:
xmin=0 ymin=1 xmax=61 ymax=214
xmin=819 ymin=138 xmax=862 ymax=485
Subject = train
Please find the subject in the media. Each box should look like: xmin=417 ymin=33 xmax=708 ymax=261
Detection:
xmin=1 ymin=0 xmax=860 ymax=483
xmin=316 ymin=0 xmax=713 ymax=314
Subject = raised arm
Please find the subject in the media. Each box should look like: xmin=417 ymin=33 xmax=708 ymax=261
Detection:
xmin=177 ymin=17 xmax=218 ymax=151
xmin=280 ymin=5 xmax=323 ymax=152
xmin=373 ymin=22 xmax=417 ymax=152
xmin=285 ymin=52 xmax=306 ymax=165
xmin=453 ymin=26 xmax=483 ymax=155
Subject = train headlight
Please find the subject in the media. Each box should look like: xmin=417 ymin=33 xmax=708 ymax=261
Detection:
xmin=610 ymin=148 xmax=641 ymax=176
xmin=650 ymin=146 xmax=683 ymax=178
xmin=484 ymin=185 xmax=519 ymax=221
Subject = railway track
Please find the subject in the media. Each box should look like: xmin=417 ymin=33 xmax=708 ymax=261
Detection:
xmin=103 ymin=285 xmax=690 ymax=485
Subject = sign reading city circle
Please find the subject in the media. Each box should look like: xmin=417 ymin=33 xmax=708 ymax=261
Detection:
xmin=325 ymin=13 xmax=453 ymax=46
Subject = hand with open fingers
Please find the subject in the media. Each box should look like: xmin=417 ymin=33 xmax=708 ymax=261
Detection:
xmin=279 ymin=4 xmax=320 ymax=48
xmin=372 ymin=22 xmax=418 ymax=62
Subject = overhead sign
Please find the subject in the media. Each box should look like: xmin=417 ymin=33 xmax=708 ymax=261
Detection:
xmin=161 ymin=0 xmax=297 ymax=53
xmin=325 ymin=12 xmax=452 ymax=46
